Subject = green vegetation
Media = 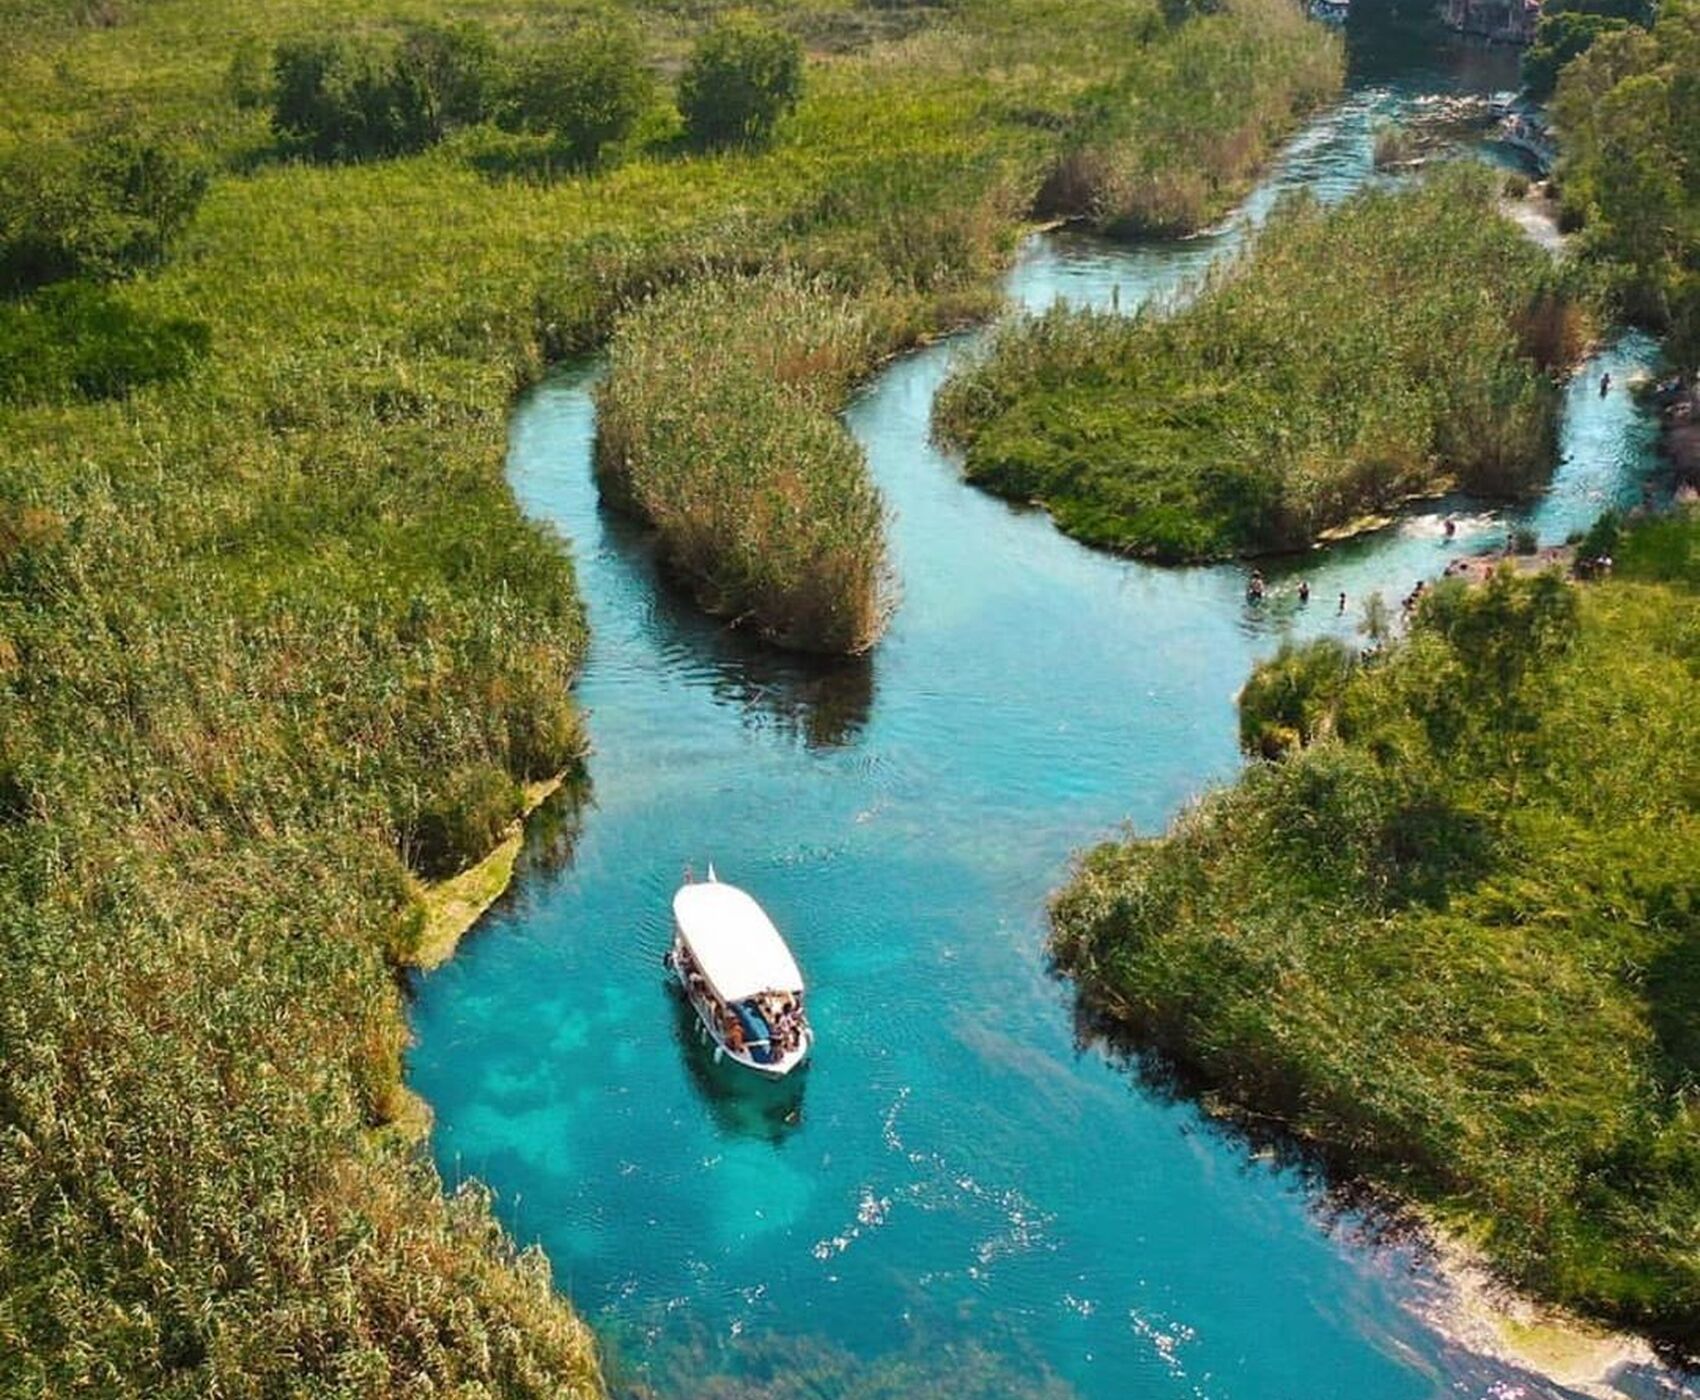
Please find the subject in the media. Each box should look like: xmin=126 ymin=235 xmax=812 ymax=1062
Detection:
xmin=1553 ymin=0 xmax=1700 ymax=366
xmin=505 ymin=13 xmax=653 ymax=163
xmin=597 ymin=275 xmax=890 ymax=653
xmin=935 ymin=171 xmax=1583 ymax=561
xmin=1523 ymin=0 xmax=1656 ymax=98
xmin=1033 ymin=0 xmax=1342 ymax=234
xmin=679 ymin=13 xmax=805 ymax=149
xmin=1053 ymin=516 xmax=1700 ymax=1347
xmin=0 ymin=282 xmax=209 ymax=403
xmin=0 ymin=130 xmax=207 ymax=291
xmin=0 ymin=0 xmax=1341 ymax=1387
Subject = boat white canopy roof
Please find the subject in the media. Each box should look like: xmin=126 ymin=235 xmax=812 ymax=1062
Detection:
xmin=673 ymin=880 xmax=804 ymax=1003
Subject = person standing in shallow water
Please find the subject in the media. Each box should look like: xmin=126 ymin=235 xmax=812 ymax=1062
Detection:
xmin=1298 ymin=580 xmax=1311 ymax=603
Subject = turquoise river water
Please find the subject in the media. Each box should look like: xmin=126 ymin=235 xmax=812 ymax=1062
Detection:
xmin=409 ymin=25 xmax=1682 ymax=1400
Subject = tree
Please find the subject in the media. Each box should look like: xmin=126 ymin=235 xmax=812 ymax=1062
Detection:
xmin=0 ymin=133 xmax=208 ymax=293
xmin=272 ymin=36 xmax=401 ymax=160
xmin=395 ymin=22 xmax=498 ymax=142
xmin=1524 ymin=11 xmax=1632 ymax=98
xmin=271 ymin=27 xmax=496 ymax=162
xmin=504 ymin=16 xmax=652 ymax=164
xmin=677 ymin=15 xmax=803 ymax=149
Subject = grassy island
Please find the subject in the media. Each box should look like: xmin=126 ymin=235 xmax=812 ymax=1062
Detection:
xmin=0 ymin=0 xmax=1340 ymax=1390
xmin=597 ymin=276 xmax=893 ymax=654
xmin=935 ymin=172 xmax=1585 ymax=561
xmin=1052 ymin=514 xmax=1700 ymax=1349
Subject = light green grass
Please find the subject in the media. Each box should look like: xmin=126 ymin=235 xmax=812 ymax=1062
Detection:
xmin=935 ymin=169 xmax=1586 ymax=560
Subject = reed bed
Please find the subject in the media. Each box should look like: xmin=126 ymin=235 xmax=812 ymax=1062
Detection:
xmin=936 ymin=169 xmax=1586 ymax=561
xmin=596 ymin=275 xmax=889 ymax=653
xmin=1052 ymin=532 xmax=1700 ymax=1348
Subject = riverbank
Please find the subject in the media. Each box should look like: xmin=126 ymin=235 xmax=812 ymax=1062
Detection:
xmin=409 ymin=775 xmax=571 ymax=973
xmin=934 ymin=169 xmax=1583 ymax=562
xmin=1052 ymin=514 xmax=1700 ymax=1354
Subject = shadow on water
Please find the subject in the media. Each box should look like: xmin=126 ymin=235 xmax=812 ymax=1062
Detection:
xmin=600 ymin=504 xmax=877 ymax=750
xmin=521 ymin=368 xmax=877 ymax=750
xmin=667 ymin=990 xmax=809 ymax=1146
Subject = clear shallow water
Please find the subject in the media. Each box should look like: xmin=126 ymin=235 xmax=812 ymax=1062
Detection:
xmin=409 ymin=31 xmax=1676 ymax=1400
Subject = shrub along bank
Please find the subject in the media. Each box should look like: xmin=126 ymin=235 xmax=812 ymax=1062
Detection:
xmin=935 ymin=170 xmax=1584 ymax=562
xmin=1552 ymin=0 xmax=1700 ymax=369
xmin=0 ymin=0 xmax=1340 ymax=1390
xmin=1051 ymin=522 xmax=1700 ymax=1348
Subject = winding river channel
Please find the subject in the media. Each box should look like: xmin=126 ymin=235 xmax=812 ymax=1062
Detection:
xmin=410 ymin=23 xmax=1678 ymax=1400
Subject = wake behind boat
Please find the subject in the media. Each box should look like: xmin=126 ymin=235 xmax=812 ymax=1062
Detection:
xmin=666 ymin=868 xmax=813 ymax=1078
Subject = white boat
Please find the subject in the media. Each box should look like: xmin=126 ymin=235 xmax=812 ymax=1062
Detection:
xmin=667 ymin=868 xmax=813 ymax=1079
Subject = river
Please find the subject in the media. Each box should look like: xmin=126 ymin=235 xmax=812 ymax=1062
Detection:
xmin=408 ymin=20 xmax=1676 ymax=1400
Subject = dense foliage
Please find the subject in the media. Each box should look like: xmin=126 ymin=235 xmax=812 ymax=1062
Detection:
xmin=0 ymin=0 xmax=1340 ymax=1388
xmin=0 ymin=282 xmax=209 ymax=403
xmin=1052 ymin=522 xmax=1700 ymax=1347
xmin=1032 ymin=0 xmax=1340 ymax=234
xmin=504 ymin=14 xmax=653 ymax=164
xmin=678 ymin=14 xmax=805 ymax=149
xmin=597 ymin=276 xmax=889 ymax=653
xmin=935 ymin=171 xmax=1582 ymax=560
xmin=0 ymin=132 xmax=207 ymax=292
xmin=1554 ymin=0 xmax=1700 ymax=367
xmin=271 ymin=25 xmax=499 ymax=160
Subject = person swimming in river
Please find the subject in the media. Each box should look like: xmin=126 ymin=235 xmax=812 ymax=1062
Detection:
xmin=1443 ymin=517 xmax=1456 ymax=539
xmin=1338 ymin=591 xmax=1347 ymax=614
xmin=1298 ymin=580 xmax=1311 ymax=603
xmin=1246 ymin=570 xmax=1265 ymax=603
xmin=1601 ymin=372 xmax=1612 ymax=397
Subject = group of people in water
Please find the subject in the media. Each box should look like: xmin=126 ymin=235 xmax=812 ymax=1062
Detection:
xmin=1245 ymin=570 xmax=1336 ymax=610
xmin=1245 ymin=516 xmax=1465 ymax=611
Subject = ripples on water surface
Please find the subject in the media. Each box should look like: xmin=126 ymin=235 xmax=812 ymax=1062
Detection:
xmin=409 ymin=27 xmax=1680 ymax=1400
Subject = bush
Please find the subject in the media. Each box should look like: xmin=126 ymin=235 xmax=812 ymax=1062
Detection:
xmin=1238 ymin=638 xmax=1357 ymax=754
xmin=1523 ymin=10 xmax=1632 ymax=99
xmin=398 ymin=21 xmax=499 ymax=136
xmin=0 ymin=133 xmax=208 ymax=293
xmin=1372 ymin=122 xmax=1416 ymax=169
xmin=503 ymin=15 xmax=652 ymax=165
xmin=677 ymin=14 xmax=804 ymax=149
xmin=271 ymin=25 xmax=494 ymax=161
xmin=408 ymin=764 xmax=524 ymax=879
